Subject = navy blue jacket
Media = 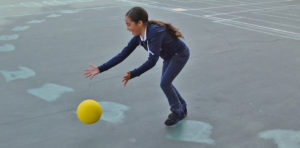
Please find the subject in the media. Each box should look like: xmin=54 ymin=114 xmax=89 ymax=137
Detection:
xmin=98 ymin=23 xmax=188 ymax=79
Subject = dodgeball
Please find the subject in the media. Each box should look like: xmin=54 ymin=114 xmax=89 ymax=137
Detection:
xmin=77 ymin=99 xmax=102 ymax=124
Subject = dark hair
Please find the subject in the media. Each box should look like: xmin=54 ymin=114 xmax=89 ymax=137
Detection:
xmin=126 ymin=7 xmax=184 ymax=39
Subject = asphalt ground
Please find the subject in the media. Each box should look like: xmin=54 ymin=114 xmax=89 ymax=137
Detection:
xmin=1 ymin=0 xmax=300 ymax=148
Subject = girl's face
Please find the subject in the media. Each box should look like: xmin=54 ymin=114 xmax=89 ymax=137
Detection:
xmin=125 ymin=16 xmax=144 ymax=36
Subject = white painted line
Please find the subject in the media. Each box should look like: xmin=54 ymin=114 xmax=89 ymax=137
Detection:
xmin=177 ymin=11 xmax=207 ymax=19
xmin=205 ymin=5 xmax=297 ymax=17
xmin=213 ymin=17 xmax=243 ymax=22
xmin=216 ymin=19 xmax=300 ymax=40
xmin=147 ymin=0 xmax=191 ymax=10
xmin=187 ymin=1 xmax=287 ymax=11
xmin=205 ymin=16 xmax=225 ymax=21
xmin=252 ymin=12 xmax=300 ymax=23
xmin=224 ymin=19 xmax=300 ymax=35
xmin=117 ymin=0 xmax=174 ymax=11
xmin=217 ymin=21 xmax=299 ymax=40
xmin=265 ymin=11 xmax=300 ymax=17
xmin=0 ymin=0 xmax=96 ymax=10
xmin=227 ymin=14 xmax=300 ymax=29
xmin=0 ymin=5 xmax=128 ymax=18
xmin=202 ymin=0 xmax=240 ymax=5
xmin=185 ymin=0 xmax=227 ymax=7
xmin=226 ymin=0 xmax=252 ymax=4
xmin=249 ymin=6 xmax=300 ymax=14
xmin=170 ymin=0 xmax=248 ymax=5
xmin=118 ymin=0 xmax=300 ymax=40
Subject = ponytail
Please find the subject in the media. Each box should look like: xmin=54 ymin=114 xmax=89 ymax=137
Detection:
xmin=148 ymin=20 xmax=184 ymax=39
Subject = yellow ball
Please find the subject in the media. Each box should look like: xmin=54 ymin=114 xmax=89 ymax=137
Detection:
xmin=77 ymin=99 xmax=102 ymax=124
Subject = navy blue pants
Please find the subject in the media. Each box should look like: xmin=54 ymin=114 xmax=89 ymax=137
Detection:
xmin=160 ymin=47 xmax=190 ymax=114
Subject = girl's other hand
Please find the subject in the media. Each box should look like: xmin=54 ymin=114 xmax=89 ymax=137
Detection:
xmin=122 ymin=72 xmax=131 ymax=87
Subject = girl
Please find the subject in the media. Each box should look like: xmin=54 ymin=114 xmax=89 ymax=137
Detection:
xmin=84 ymin=7 xmax=190 ymax=126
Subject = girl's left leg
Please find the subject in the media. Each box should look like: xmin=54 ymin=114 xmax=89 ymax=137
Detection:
xmin=161 ymin=62 xmax=183 ymax=114
xmin=161 ymin=50 xmax=189 ymax=126
xmin=171 ymin=84 xmax=187 ymax=112
xmin=171 ymin=84 xmax=186 ymax=106
xmin=161 ymin=48 xmax=189 ymax=115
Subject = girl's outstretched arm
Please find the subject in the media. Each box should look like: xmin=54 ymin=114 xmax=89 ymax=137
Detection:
xmin=98 ymin=36 xmax=140 ymax=73
xmin=83 ymin=36 xmax=139 ymax=80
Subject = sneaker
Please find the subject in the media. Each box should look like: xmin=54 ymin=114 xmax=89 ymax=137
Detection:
xmin=164 ymin=111 xmax=184 ymax=126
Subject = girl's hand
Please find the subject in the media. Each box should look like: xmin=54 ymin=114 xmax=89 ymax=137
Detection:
xmin=122 ymin=72 xmax=131 ymax=87
xmin=84 ymin=64 xmax=100 ymax=80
